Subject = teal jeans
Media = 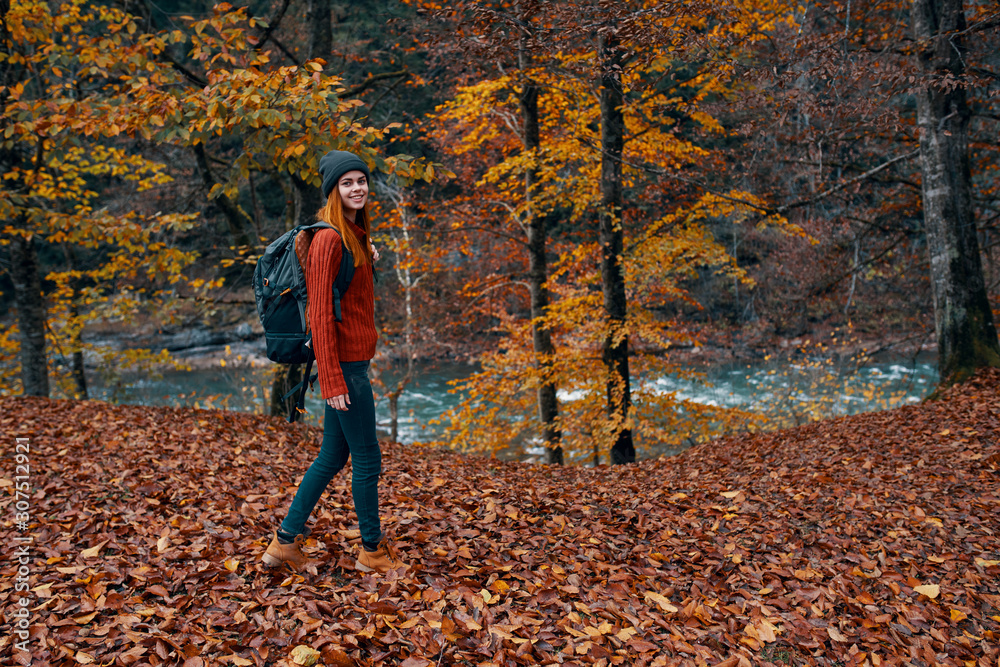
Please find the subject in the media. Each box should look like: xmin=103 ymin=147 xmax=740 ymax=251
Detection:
xmin=280 ymin=361 xmax=383 ymax=548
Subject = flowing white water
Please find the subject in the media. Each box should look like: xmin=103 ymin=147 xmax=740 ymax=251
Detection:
xmin=87 ymin=352 xmax=937 ymax=448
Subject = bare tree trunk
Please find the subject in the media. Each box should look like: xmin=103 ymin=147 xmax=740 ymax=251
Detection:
xmin=10 ymin=233 xmax=49 ymax=397
xmin=307 ymin=0 xmax=332 ymax=62
xmin=192 ymin=143 xmax=253 ymax=248
xmin=388 ymin=390 xmax=401 ymax=443
xmin=71 ymin=340 xmax=87 ymax=398
xmin=386 ymin=273 xmax=416 ymax=444
xmin=385 ymin=285 xmax=414 ymax=444
xmin=269 ymin=363 xmax=304 ymax=419
xmin=380 ymin=184 xmax=422 ymax=443
xmin=0 ymin=8 xmax=48 ymax=397
xmin=292 ymin=174 xmax=323 ymax=226
xmin=267 ymin=4 xmax=332 ymax=417
xmin=599 ymin=28 xmax=634 ymax=464
xmin=518 ymin=26 xmax=562 ymax=465
xmin=912 ymin=0 xmax=1000 ymax=386
xmin=62 ymin=243 xmax=87 ymax=398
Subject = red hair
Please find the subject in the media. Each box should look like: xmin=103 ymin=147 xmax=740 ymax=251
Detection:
xmin=317 ymin=194 xmax=372 ymax=267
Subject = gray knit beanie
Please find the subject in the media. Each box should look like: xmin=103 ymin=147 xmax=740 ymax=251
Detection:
xmin=319 ymin=150 xmax=371 ymax=199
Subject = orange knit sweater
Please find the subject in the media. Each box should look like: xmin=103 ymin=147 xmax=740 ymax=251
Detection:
xmin=305 ymin=225 xmax=377 ymax=399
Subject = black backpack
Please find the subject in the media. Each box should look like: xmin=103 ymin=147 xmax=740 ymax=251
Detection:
xmin=253 ymin=222 xmax=354 ymax=421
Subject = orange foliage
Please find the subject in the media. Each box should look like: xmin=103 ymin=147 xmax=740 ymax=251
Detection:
xmin=419 ymin=4 xmax=805 ymax=460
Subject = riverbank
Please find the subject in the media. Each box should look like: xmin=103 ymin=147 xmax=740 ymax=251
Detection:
xmin=72 ymin=317 xmax=941 ymax=452
xmin=77 ymin=300 xmax=938 ymax=372
xmin=80 ymin=351 xmax=938 ymax=455
xmin=2 ymin=368 xmax=997 ymax=665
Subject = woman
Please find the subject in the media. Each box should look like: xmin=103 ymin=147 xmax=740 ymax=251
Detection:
xmin=261 ymin=149 xmax=405 ymax=574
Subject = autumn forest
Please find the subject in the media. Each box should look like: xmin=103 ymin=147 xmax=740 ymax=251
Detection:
xmin=2 ymin=1 xmax=1000 ymax=665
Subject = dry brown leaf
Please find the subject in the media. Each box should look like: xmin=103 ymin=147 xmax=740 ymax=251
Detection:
xmin=6 ymin=367 xmax=1000 ymax=667
xmin=320 ymin=647 xmax=356 ymax=667
xmin=757 ymin=619 xmax=778 ymax=643
xmin=643 ymin=591 xmax=678 ymax=613
xmin=74 ymin=611 xmax=99 ymax=625
xmin=290 ymin=646 xmax=320 ymax=666
xmin=80 ymin=540 xmax=109 ymax=558
xmin=399 ymin=658 xmax=432 ymax=667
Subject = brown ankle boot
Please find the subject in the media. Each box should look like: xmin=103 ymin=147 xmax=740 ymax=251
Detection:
xmin=261 ymin=531 xmax=308 ymax=570
xmin=355 ymin=537 xmax=407 ymax=573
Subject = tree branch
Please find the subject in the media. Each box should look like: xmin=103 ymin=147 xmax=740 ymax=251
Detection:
xmin=257 ymin=0 xmax=292 ymax=50
xmin=809 ymin=234 xmax=911 ymax=298
xmin=340 ymin=70 xmax=409 ymax=98
xmin=192 ymin=143 xmax=254 ymax=247
xmin=163 ymin=52 xmax=208 ymax=88
xmin=775 ymin=150 xmax=920 ymax=215
xmin=429 ymin=223 xmax=527 ymax=248
xmin=592 ymin=127 xmax=920 ymax=218
xmin=270 ymin=35 xmax=301 ymax=66
xmin=957 ymin=11 xmax=1000 ymax=37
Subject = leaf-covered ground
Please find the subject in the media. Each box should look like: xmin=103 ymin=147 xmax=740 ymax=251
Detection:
xmin=2 ymin=370 xmax=999 ymax=667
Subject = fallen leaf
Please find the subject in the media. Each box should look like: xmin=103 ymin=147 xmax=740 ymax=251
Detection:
xmin=399 ymin=658 xmax=432 ymax=667
xmin=757 ymin=619 xmax=778 ymax=642
xmin=290 ymin=645 xmax=320 ymax=666
xmin=914 ymin=584 xmax=940 ymax=599
xmin=643 ymin=591 xmax=678 ymax=613
xmin=81 ymin=540 xmax=109 ymax=558
xmin=320 ymin=647 xmax=356 ymax=667
xmin=74 ymin=611 xmax=99 ymax=625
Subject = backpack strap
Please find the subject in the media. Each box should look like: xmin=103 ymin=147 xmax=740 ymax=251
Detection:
xmin=293 ymin=222 xmax=335 ymax=332
xmin=331 ymin=237 xmax=355 ymax=322
xmin=281 ymin=348 xmax=321 ymax=423
xmin=295 ymin=222 xmax=357 ymax=323
xmin=283 ymin=356 xmax=316 ymax=423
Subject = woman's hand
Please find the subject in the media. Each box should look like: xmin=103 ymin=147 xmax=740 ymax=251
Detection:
xmin=327 ymin=394 xmax=351 ymax=411
xmin=370 ymin=243 xmax=380 ymax=263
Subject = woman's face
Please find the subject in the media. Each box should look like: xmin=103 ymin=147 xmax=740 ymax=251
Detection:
xmin=338 ymin=170 xmax=368 ymax=214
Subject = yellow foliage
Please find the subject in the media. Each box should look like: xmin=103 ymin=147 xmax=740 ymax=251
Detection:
xmin=420 ymin=3 xmax=811 ymax=460
xmin=2 ymin=0 xmax=452 ymax=397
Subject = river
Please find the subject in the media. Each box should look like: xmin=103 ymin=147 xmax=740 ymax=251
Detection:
xmin=86 ymin=349 xmax=937 ymax=452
